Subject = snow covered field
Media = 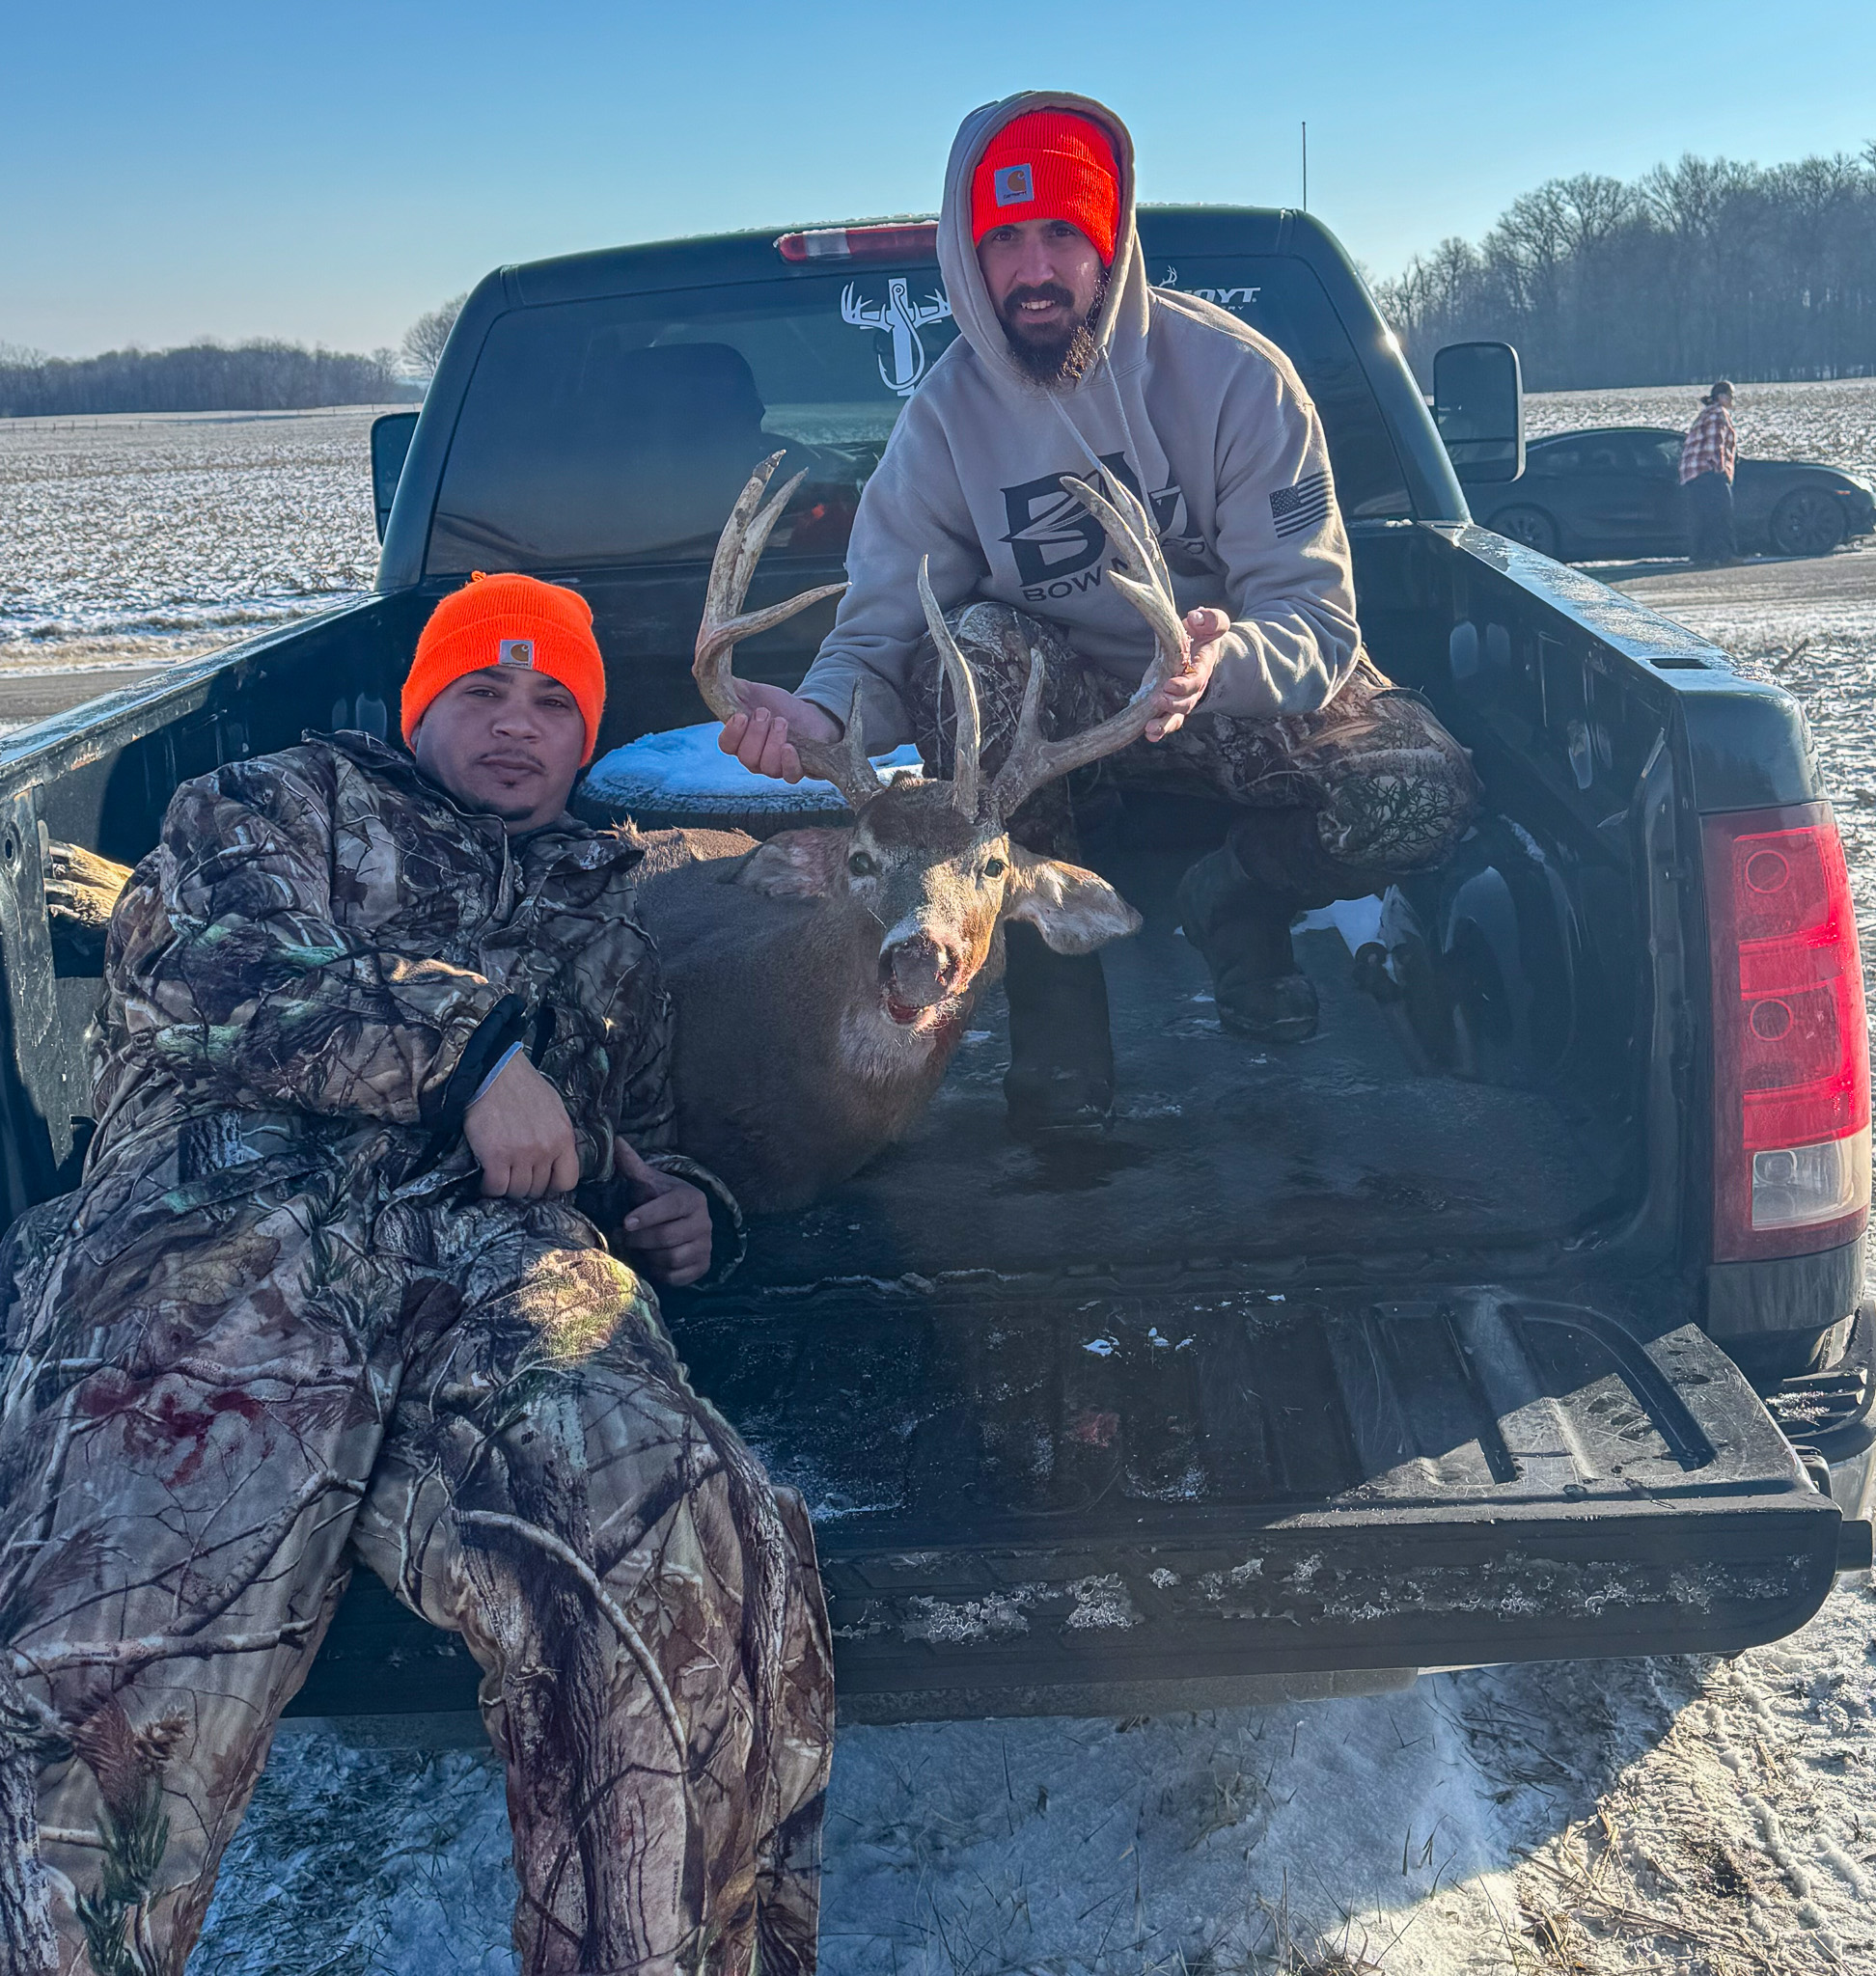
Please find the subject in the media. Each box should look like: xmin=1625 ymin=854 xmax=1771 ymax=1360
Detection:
xmin=5 ymin=399 xmax=1876 ymax=1971
xmin=210 ymin=1588 xmax=1876 ymax=1973
xmin=1 ymin=381 xmax=1870 ymax=679
xmin=0 ymin=406 xmax=382 ymax=673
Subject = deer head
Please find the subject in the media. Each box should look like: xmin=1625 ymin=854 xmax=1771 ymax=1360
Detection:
xmin=692 ymin=454 xmax=1191 ymax=1033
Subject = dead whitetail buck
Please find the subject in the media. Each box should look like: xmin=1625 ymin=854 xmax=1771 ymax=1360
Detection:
xmin=632 ymin=452 xmax=1192 ymax=1212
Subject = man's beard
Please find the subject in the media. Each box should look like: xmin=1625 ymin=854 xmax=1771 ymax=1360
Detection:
xmin=998 ymin=273 xmax=1108 ymax=386
xmin=474 ymin=795 xmax=539 ymax=822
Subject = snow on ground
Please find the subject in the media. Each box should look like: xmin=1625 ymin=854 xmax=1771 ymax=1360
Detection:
xmin=203 ymin=1578 xmax=1876 ymax=1974
xmin=1526 ymin=376 xmax=1876 ymax=485
xmin=0 ymin=407 xmax=382 ymax=671
xmin=798 ymin=1583 xmax=1876 ymax=1974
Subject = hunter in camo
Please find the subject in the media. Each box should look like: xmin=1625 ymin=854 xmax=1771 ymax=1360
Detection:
xmin=0 ymin=730 xmax=833 ymax=1976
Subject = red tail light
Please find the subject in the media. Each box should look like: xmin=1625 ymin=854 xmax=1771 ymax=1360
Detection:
xmin=1704 ymin=802 xmax=1870 ymax=1261
xmin=775 ymin=223 xmax=939 ymax=263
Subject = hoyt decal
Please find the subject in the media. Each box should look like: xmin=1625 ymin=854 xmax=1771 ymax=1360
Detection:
xmin=1160 ymin=266 xmax=1261 ymax=311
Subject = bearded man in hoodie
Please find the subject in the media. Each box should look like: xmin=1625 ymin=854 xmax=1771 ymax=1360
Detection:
xmin=719 ymin=92 xmax=1477 ymax=1134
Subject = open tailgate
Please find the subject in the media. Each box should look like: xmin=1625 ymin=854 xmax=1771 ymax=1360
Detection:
xmin=291 ymin=1279 xmax=1854 ymax=1724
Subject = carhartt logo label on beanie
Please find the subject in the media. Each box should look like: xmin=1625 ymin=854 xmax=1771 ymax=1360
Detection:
xmin=498 ymin=639 xmax=536 ymax=668
xmin=994 ymin=163 xmax=1035 ymax=207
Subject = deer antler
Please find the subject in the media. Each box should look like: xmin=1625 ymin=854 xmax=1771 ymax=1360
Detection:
xmin=987 ymin=474 xmax=1191 ymax=822
xmin=916 ymin=556 xmax=982 ymax=820
xmin=695 ymin=453 xmax=881 ymax=811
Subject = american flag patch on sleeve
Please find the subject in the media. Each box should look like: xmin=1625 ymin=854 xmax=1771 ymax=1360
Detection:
xmin=1270 ymin=469 xmax=1332 ymax=539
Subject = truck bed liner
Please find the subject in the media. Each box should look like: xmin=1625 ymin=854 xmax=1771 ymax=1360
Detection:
xmin=735 ymin=908 xmax=1619 ymax=1293
xmin=696 ymin=1285 xmax=1841 ymax=1717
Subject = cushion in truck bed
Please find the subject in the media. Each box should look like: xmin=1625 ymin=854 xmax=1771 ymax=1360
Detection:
xmin=580 ymin=722 xmax=922 ymax=830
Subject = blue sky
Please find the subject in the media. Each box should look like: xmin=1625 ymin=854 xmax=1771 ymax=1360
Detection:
xmin=7 ymin=0 xmax=1873 ymax=358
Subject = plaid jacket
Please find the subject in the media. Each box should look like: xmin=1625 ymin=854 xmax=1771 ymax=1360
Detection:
xmin=1680 ymin=402 xmax=1737 ymax=484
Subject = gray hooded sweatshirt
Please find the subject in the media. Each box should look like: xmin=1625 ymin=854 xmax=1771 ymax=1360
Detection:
xmin=797 ymin=90 xmax=1366 ymax=751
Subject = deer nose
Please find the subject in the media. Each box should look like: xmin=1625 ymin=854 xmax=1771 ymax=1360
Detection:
xmin=880 ymin=932 xmax=960 ymax=1007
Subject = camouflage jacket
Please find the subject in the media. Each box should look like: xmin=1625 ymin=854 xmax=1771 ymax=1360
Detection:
xmin=88 ymin=729 xmax=689 ymax=1226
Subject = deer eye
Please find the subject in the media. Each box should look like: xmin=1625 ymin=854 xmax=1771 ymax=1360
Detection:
xmin=847 ymin=850 xmax=876 ymax=877
xmin=982 ymin=856 xmax=1007 ymax=879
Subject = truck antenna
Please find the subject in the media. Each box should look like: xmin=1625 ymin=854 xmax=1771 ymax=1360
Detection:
xmin=1301 ymin=121 xmax=1309 ymax=212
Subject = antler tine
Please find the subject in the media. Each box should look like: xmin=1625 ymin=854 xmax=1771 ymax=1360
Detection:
xmin=693 ymin=452 xmax=846 ymax=725
xmin=1061 ymin=475 xmax=1187 ymax=658
xmin=987 ymin=473 xmax=1192 ymax=821
xmin=792 ymin=683 xmax=883 ymax=814
xmin=917 ymin=557 xmax=982 ymax=820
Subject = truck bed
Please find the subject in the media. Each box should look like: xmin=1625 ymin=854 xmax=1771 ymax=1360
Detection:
xmin=740 ymin=910 xmax=1615 ymax=1294
xmin=286 ymin=794 xmax=1830 ymax=1730
xmin=572 ymin=757 xmax=1628 ymax=1290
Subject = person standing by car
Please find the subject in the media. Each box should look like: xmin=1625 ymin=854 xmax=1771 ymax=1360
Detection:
xmin=1680 ymin=380 xmax=1739 ymax=563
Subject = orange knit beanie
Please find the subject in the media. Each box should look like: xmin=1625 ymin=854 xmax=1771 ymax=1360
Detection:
xmin=971 ymin=109 xmax=1121 ymax=264
xmin=402 ymin=572 xmax=605 ymax=765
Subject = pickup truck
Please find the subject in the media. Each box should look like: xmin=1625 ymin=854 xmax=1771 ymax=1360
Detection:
xmin=2 ymin=207 xmax=1870 ymax=1729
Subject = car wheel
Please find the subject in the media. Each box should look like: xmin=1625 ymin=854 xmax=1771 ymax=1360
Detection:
xmin=1770 ymin=487 xmax=1846 ymax=557
xmin=1489 ymin=507 xmax=1561 ymax=559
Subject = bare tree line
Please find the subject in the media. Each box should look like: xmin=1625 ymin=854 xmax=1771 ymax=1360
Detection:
xmin=22 ymin=140 xmax=1868 ymax=421
xmin=400 ymin=293 xmax=467 ymax=381
xmin=1374 ymin=146 xmax=1876 ymax=391
xmin=0 ymin=340 xmax=418 ymax=419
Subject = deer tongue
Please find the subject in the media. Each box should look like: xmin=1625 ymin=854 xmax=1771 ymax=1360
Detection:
xmin=884 ymin=991 xmax=927 ymax=1028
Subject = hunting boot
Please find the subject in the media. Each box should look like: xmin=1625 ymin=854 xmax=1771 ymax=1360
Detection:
xmin=1003 ymin=920 xmax=1116 ymax=1136
xmin=1175 ymin=814 xmax=1323 ymax=1044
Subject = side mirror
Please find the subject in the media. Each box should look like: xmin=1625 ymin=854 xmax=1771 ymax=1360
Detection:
xmin=1433 ymin=342 xmax=1524 ymax=485
xmin=371 ymin=411 xmax=421 ymax=541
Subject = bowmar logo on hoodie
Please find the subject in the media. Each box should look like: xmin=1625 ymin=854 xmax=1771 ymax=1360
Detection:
xmin=797 ymin=89 xmax=1366 ymax=752
xmin=1001 ymin=453 xmax=1189 ymax=596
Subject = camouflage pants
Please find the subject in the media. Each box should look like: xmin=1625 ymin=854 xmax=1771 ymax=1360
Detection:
xmin=0 ymin=1146 xmax=832 ymax=1975
xmin=908 ymin=603 xmax=1477 ymax=895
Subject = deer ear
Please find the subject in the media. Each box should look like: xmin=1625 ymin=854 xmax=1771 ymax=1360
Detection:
xmin=1004 ymin=846 xmax=1143 ymax=954
xmin=733 ymin=828 xmax=852 ymax=900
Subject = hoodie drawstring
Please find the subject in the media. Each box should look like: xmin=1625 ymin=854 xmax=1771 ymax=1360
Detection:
xmin=1046 ymin=358 xmax=1165 ymax=555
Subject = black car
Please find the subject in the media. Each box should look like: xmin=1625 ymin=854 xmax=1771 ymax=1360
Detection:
xmin=1476 ymin=425 xmax=1876 ymax=562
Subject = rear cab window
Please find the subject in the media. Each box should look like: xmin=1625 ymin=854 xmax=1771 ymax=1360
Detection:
xmin=428 ymin=247 xmax=1411 ymax=577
